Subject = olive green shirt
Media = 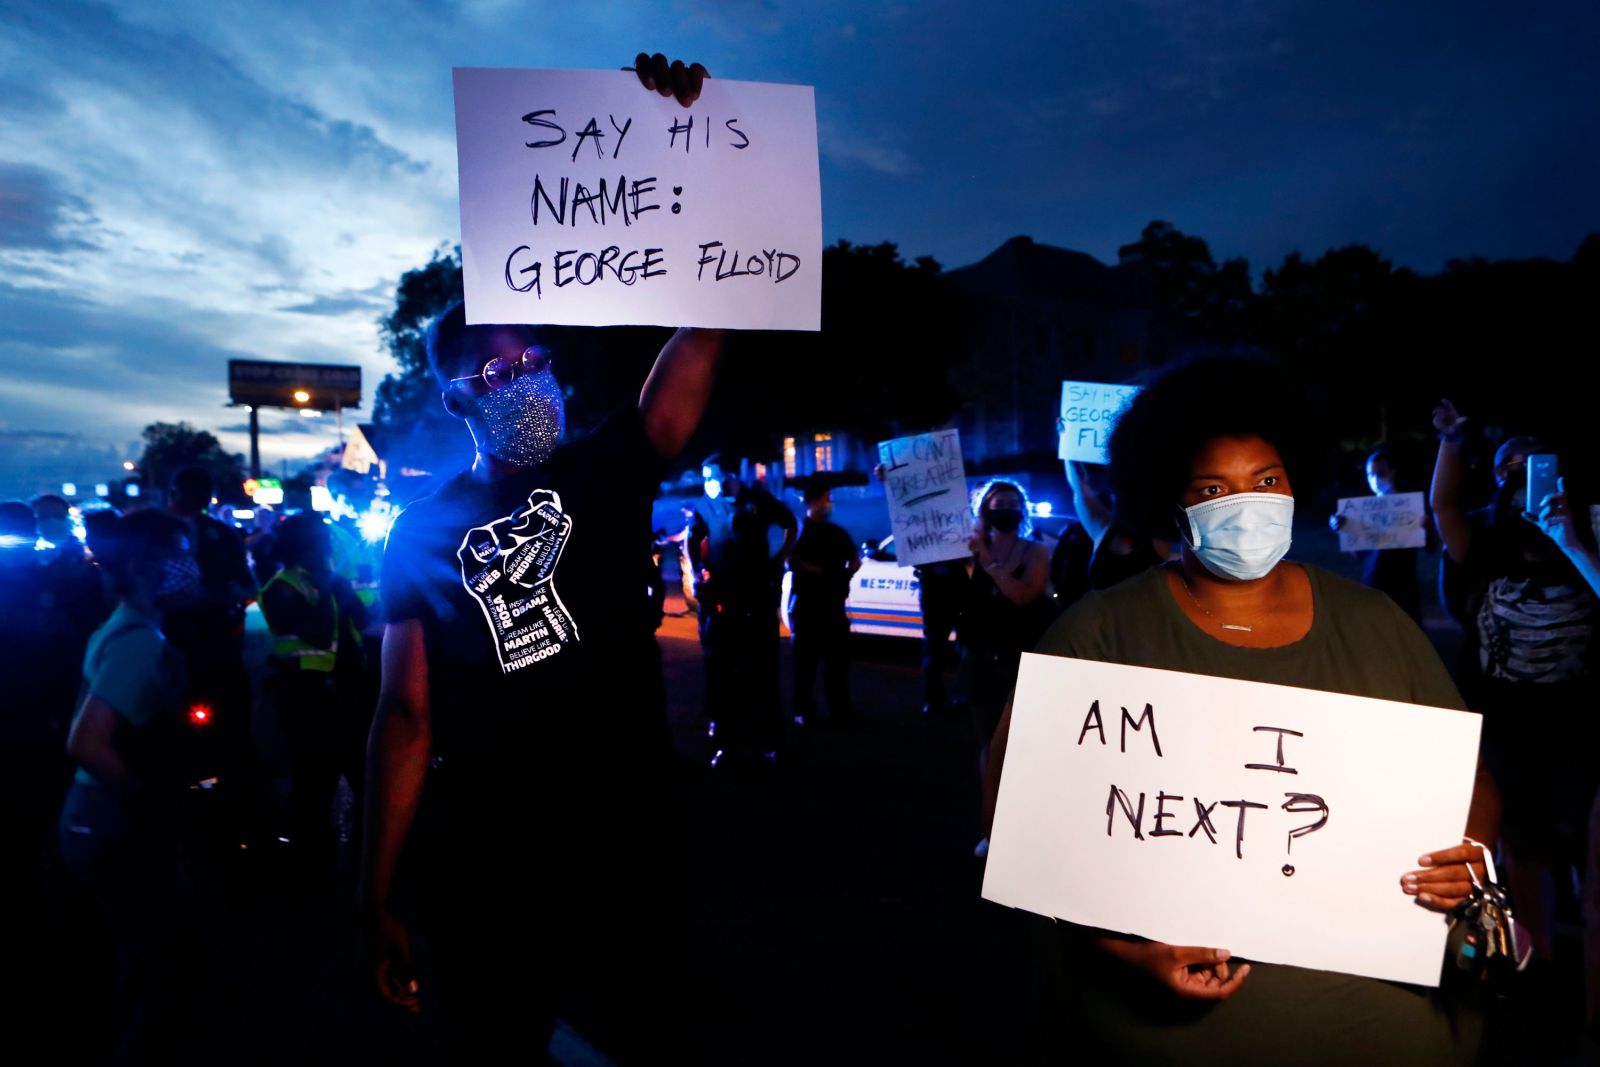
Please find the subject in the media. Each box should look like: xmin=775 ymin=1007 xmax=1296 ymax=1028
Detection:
xmin=1028 ymin=564 xmax=1480 ymax=1066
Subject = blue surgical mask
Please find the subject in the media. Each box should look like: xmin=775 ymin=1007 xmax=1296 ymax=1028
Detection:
xmin=1180 ymin=494 xmax=1294 ymax=581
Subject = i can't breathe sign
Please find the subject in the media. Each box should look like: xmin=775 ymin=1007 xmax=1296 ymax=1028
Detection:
xmin=983 ymin=655 xmax=1482 ymax=986
xmin=453 ymin=67 xmax=821 ymax=331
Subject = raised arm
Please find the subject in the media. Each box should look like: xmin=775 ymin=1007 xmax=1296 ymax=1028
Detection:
xmin=1429 ymin=400 xmax=1473 ymax=565
xmin=980 ymin=541 xmax=1050 ymax=606
xmin=639 ymin=328 xmax=726 ymax=459
xmin=1534 ymin=480 xmax=1600 ymax=599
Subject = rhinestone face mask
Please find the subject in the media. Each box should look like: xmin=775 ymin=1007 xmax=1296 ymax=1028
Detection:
xmin=156 ymin=554 xmax=202 ymax=607
xmin=470 ymin=366 xmax=565 ymax=468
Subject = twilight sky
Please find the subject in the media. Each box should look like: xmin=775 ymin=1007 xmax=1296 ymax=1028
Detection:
xmin=2 ymin=0 xmax=1596 ymax=497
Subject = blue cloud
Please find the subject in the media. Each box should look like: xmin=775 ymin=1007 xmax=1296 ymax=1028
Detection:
xmin=0 ymin=162 xmax=98 ymax=251
xmin=280 ymin=290 xmax=390 ymax=316
xmin=4 ymin=1 xmax=430 ymax=182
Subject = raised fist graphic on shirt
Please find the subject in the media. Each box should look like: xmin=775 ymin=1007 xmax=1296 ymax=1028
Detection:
xmin=458 ymin=489 xmax=580 ymax=675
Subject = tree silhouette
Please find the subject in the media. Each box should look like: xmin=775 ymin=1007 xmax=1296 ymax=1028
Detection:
xmin=138 ymin=422 xmax=247 ymax=503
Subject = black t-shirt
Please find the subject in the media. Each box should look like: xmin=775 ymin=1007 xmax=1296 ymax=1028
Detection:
xmin=690 ymin=485 xmax=795 ymax=596
xmin=790 ymin=517 xmax=856 ymax=610
xmin=1442 ymin=505 xmax=1597 ymax=698
xmin=1048 ymin=522 xmax=1095 ymax=610
xmin=380 ymin=410 xmax=668 ymax=792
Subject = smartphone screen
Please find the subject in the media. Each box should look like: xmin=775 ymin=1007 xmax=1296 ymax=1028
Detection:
xmin=1527 ymin=454 xmax=1560 ymax=512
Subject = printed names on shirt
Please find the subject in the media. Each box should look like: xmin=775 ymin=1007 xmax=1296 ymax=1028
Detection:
xmin=457 ymin=489 xmax=581 ymax=674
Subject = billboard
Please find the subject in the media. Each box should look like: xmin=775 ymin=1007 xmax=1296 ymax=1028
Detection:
xmin=228 ymin=360 xmax=362 ymax=410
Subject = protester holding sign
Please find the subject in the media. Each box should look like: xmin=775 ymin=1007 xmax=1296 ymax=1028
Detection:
xmin=984 ymin=356 xmax=1498 ymax=1063
xmin=1328 ymin=447 xmax=1430 ymax=622
xmin=1431 ymin=400 xmax=1599 ymax=974
xmin=361 ymin=55 xmax=724 ymax=1063
xmin=452 ymin=56 xmax=820 ymax=330
xmin=873 ymin=443 xmax=971 ymax=715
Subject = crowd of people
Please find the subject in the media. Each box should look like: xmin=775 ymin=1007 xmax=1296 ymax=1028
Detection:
xmin=1 ymin=470 xmax=388 ymax=1061
xmin=2 ymin=51 xmax=1597 ymax=1067
xmin=6 ymin=360 xmax=1599 ymax=1067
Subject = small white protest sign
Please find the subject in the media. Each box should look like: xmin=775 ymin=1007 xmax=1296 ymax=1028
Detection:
xmin=984 ymin=655 xmax=1482 ymax=986
xmin=1059 ymin=381 xmax=1140 ymax=463
xmin=877 ymin=430 xmax=970 ymax=568
xmin=1336 ymin=492 xmax=1428 ymax=552
xmin=454 ymin=68 xmax=821 ymax=330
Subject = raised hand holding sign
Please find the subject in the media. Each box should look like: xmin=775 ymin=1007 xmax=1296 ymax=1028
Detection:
xmin=453 ymin=65 xmax=821 ymax=330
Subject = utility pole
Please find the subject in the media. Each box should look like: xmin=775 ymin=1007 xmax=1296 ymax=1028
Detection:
xmin=249 ymin=406 xmax=261 ymax=479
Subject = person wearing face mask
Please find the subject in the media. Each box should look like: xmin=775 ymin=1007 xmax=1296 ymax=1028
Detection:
xmin=1431 ymin=400 xmax=1599 ymax=971
xmin=983 ymin=356 xmax=1500 ymax=1065
xmin=788 ymin=484 xmax=861 ymax=727
xmin=57 ymin=508 xmax=209 ymax=1063
xmin=960 ymin=480 xmax=1054 ymax=858
xmin=362 ymin=56 xmax=720 ymax=1062
xmin=1328 ymin=448 xmax=1431 ymax=623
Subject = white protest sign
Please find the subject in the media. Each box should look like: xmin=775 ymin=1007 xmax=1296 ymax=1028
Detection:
xmin=984 ymin=655 xmax=1482 ymax=986
xmin=1059 ymin=381 xmax=1140 ymax=463
xmin=877 ymin=430 xmax=970 ymax=568
xmin=453 ymin=68 xmax=821 ymax=330
xmin=1337 ymin=492 xmax=1428 ymax=552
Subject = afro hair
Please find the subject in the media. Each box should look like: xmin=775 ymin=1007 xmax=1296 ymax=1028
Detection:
xmin=1107 ymin=354 xmax=1327 ymax=541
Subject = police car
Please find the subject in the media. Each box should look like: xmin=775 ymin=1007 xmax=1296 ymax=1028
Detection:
xmin=780 ymin=535 xmax=927 ymax=639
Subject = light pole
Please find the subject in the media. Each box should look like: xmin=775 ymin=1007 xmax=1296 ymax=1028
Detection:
xmin=248 ymin=405 xmax=261 ymax=479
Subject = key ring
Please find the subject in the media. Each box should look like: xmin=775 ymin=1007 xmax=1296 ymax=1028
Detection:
xmin=1462 ymin=836 xmax=1498 ymax=888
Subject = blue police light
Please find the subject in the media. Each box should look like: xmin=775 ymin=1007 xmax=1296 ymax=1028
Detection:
xmin=1033 ymin=501 xmax=1054 ymax=518
xmin=358 ymin=509 xmax=394 ymax=543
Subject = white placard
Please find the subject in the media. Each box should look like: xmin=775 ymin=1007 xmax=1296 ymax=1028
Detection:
xmin=453 ymin=68 xmax=821 ymax=330
xmin=1058 ymin=381 xmax=1140 ymax=463
xmin=877 ymin=430 xmax=970 ymax=568
xmin=984 ymin=655 xmax=1482 ymax=986
xmin=1337 ymin=492 xmax=1428 ymax=552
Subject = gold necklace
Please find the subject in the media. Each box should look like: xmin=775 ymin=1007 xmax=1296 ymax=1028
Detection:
xmin=1175 ymin=570 xmax=1255 ymax=632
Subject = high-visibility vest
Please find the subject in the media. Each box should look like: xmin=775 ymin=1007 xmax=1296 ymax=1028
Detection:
xmin=260 ymin=566 xmax=338 ymax=674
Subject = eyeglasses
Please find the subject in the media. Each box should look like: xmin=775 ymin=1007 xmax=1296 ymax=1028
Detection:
xmin=448 ymin=346 xmax=552 ymax=391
